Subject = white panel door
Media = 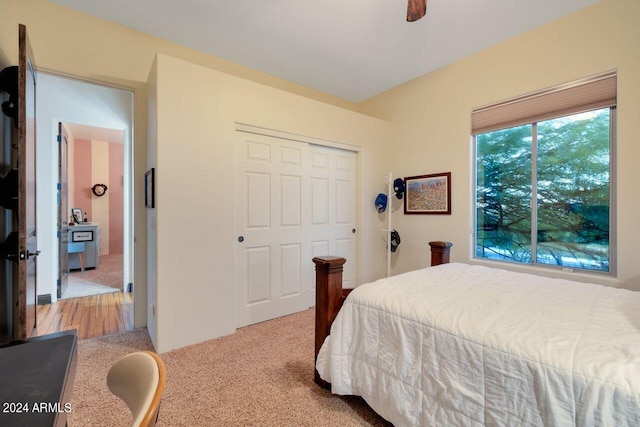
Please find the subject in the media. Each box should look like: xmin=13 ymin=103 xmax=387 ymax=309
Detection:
xmin=235 ymin=133 xmax=311 ymax=327
xmin=308 ymin=145 xmax=357 ymax=289
xmin=235 ymin=133 xmax=357 ymax=327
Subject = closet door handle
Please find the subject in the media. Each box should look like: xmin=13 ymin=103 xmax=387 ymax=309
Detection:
xmin=238 ymin=236 xmax=244 ymax=243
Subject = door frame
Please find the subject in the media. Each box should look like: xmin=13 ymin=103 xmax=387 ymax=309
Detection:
xmin=35 ymin=71 xmax=135 ymax=314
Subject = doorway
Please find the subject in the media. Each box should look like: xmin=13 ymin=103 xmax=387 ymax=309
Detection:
xmin=61 ymin=122 xmax=126 ymax=300
xmin=34 ymin=72 xmax=134 ymax=339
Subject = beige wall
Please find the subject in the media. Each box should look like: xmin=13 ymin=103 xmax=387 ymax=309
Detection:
xmin=150 ymin=53 xmax=391 ymax=352
xmin=0 ymin=0 xmax=358 ymax=329
xmin=0 ymin=0 xmax=11 ymax=67
xmin=146 ymin=60 xmax=158 ymax=348
xmin=358 ymin=0 xmax=640 ymax=290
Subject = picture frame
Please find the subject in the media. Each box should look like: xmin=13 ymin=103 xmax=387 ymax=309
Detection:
xmin=71 ymin=207 xmax=83 ymax=224
xmin=404 ymin=172 xmax=451 ymax=215
xmin=71 ymin=230 xmax=93 ymax=242
xmin=145 ymin=168 xmax=155 ymax=208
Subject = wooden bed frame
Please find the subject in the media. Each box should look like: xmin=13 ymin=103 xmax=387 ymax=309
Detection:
xmin=312 ymin=241 xmax=452 ymax=388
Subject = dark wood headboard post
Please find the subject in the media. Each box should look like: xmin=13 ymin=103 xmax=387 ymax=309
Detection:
xmin=313 ymin=243 xmax=452 ymax=388
xmin=313 ymin=256 xmax=347 ymax=389
xmin=429 ymin=241 xmax=453 ymax=266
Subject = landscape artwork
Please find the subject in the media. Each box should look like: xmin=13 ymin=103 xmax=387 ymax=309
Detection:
xmin=404 ymin=172 xmax=451 ymax=214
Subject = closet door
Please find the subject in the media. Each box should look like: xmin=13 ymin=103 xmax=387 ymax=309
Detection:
xmin=308 ymin=145 xmax=357 ymax=289
xmin=235 ymin=133 xmax=311 ymax=327
xmin=235 ymin=132 xmax=358 ymax=327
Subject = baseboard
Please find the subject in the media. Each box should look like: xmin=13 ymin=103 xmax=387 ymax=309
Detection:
xmin=38 ymin=294 xmax=52 ymax=305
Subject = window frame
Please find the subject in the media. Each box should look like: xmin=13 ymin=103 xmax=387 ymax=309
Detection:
xmin=471 ymin=105 xmax=617 ymax=276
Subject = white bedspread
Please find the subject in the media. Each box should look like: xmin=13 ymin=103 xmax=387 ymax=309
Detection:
xmin=316 ymin=263 xmax=640 ymax=426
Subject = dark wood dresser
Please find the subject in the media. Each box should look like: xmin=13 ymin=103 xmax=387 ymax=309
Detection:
xmin=0 ymin=330 xmax=78 ymax=426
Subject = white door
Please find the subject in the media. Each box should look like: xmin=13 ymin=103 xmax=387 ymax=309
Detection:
xmin=308 ymin=145 xmax=357 ymax=289
xmin=235 ymin=132 xmax=357 ymax=327
xmin=57 ymin=123 xmax=69 ymax=299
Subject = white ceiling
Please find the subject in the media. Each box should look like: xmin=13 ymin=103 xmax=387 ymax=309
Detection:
xmin=65 ymin=123 xmax=124 ymax=145
xmin=51 ymin=0 xmax=601 ymax=102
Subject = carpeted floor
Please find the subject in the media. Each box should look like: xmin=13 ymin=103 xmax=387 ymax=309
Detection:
xmin=61 ymin=275 xmax=119 ymax=299
xmin=69 ymin=308 xmax=391 ymax=426
xmin=68 ymin=253 xmax=123 ymax=293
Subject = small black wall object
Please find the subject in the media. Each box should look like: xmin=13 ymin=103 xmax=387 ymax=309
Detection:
xmin=0 ymin=66 xmax=19 ymax=129
xmin=0 ymin=169 xmax=19 ymax=211
xmin=390 ymin=229 xmax=401 ymax=252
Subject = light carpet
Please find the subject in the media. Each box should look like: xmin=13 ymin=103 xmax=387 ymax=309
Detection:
xmin=61 ymin=275 xmax=119 ymax=300
xmin=74 ymin=254 xmax=123 ymax=290
xmin=69 ymin=308 xmax=391 ymax=426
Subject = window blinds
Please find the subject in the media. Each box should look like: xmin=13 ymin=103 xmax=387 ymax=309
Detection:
xmin=471 ymin=71 xmax=617 ymax=135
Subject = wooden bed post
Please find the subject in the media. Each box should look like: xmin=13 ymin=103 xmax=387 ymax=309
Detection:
xmin=429 ymin=241 xmax=453 ymax=266
xmin=313 ymin=242 xmax=452 ymax=388
xmin=313 ymin=256 xmax=347 ymax=389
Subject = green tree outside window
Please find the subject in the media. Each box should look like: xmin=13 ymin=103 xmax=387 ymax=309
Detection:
xmin=476 ymin=108 xmax=611 ymax=272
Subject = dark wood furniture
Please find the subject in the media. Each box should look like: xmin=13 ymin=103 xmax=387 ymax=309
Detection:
xmin=0 ymin=330 xmax=78 ymax=426
xmin=313 ymin=241 xmax=452 ymax=387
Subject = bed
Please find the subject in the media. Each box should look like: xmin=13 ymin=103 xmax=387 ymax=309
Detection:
xmin=313 ymin=242 xmax=640 ymax=426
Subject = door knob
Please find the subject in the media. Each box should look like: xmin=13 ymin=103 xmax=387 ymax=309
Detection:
xmin=238 ymin=236 xmax=244 ymax=243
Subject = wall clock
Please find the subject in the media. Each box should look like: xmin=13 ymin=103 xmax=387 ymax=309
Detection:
xmin=91 ymin=183 xmax=108 ymax=197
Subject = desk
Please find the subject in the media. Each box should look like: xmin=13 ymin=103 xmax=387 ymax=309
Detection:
xmin=0 ymin=330 xmax=78 ymax=427
xmin=68 ymin=223 xmax=100 ymax=270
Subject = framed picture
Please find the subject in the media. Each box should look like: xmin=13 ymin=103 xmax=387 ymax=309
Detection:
xmin=145 ymin=168 xmax=155 ymax=208
xmin=404 ymin=172 xmax=451 ymax=215
xmin=72 ymin=230 xmax=93 ymax=242
xmin=71 ymin=207 xmax=83 ymax=224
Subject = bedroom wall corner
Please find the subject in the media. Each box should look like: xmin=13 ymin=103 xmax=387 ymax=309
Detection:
xmin=153 ymin=53 xmax=392 ymax=352
xmin=146 ymin=56 xmax=158 ymax=351
xmin=357 ymin=0 xmax=640 ymax=289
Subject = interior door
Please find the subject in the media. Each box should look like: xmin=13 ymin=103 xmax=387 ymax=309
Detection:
xmin=17 ymin=25 xmax=38 ymax=339
xmin=235 ymin=132 xmax=312 ymax=327
xmin=57 ymin=123 xmax=68 ymax=298
xmin=17 ymin=24 xmax=38 ymax=339
xmin=308 ymin=145 xmax=357 ymax=289
xmin=235 ymin=131 xmax=358 ymax=328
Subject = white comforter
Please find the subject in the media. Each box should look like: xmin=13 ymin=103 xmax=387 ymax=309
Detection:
xmin=316 ymin=263 xmax=640 ymax=426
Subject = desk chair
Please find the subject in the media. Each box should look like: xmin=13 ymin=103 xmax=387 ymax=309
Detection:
xmin=67 ymin=242 xmax=85 ymax=274
xmin=107 ymin=351 xmax=166 ymax=427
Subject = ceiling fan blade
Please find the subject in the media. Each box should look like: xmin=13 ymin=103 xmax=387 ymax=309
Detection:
xmin=407 ymin=0 xmax=427 ymax=22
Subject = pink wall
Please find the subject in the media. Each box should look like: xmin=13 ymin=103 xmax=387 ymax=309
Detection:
xmin=109 ymin=143 xmax=124 ymax=254
xmin=73 ymin=139 xmax=92 ymax=221
xmin=73 ymin=138 xmax=124 ymax=254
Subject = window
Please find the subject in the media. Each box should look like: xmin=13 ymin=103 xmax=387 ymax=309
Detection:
xmin=472 ymin=73 xmax=616 ymax=273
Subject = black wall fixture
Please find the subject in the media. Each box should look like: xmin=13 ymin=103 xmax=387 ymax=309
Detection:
xmin=0 ymin=66 xmax=19 ymax=128
xmin=0 ymin=169 xmax=19 ymax=211
xmin=0 ymin=231 xmax=19 ymax=262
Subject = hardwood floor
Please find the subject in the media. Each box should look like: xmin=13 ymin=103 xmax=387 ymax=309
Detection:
xmin=36 ymin=291 xmax=134 ymax=340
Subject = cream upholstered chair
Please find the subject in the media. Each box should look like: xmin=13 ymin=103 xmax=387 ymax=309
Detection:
xmin=107 ymin=351 xmax=166 ymax=427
